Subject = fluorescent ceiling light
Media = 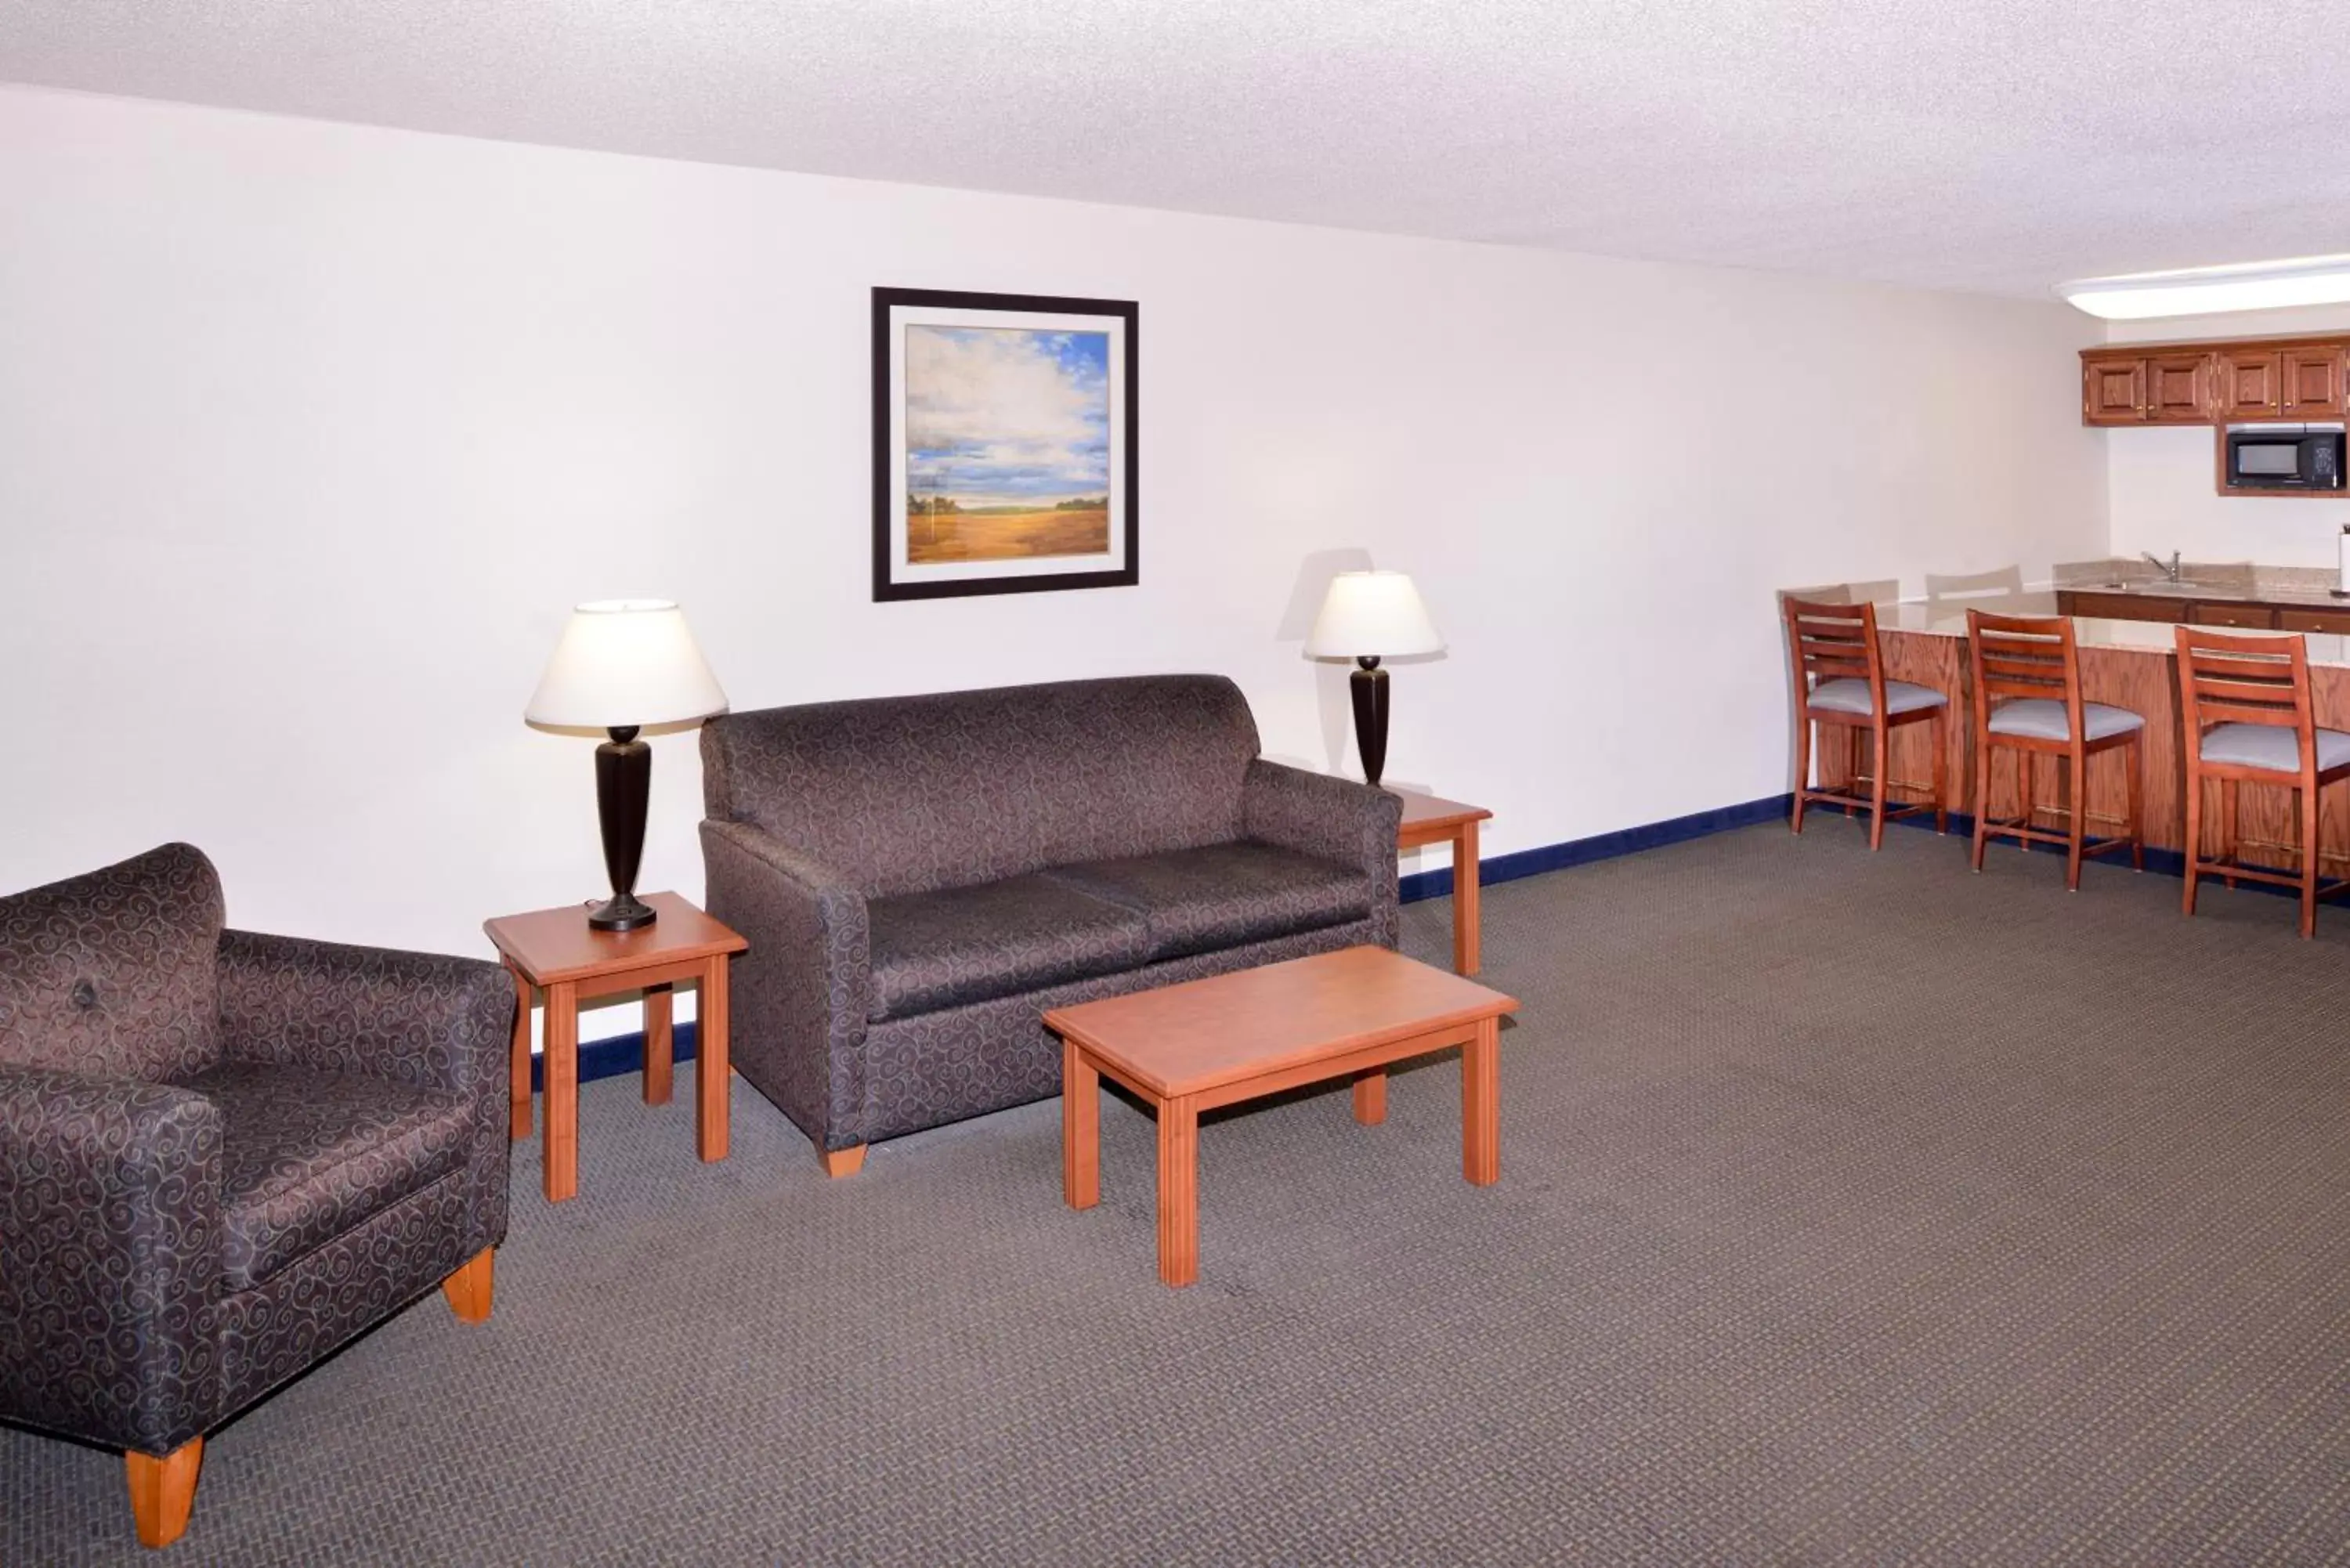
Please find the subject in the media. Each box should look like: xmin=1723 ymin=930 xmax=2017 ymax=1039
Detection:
xmin=2057 ymin=255 xmax=2350 ymax=320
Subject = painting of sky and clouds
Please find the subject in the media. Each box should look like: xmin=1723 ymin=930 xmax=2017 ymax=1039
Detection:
xmin=903 ymin=326 xmax=1112 ymax=562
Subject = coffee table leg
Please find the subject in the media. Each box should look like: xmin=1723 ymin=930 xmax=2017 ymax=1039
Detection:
xmin=1158 ymin=1095 xmax=1199 ymax=1288
xmin=697 ymin=956 xmax=730 ymax=1162
xmin=544 ymin=981 xmax=578 ymax=1202
xmin=1462 ymin=1016 xmax=1499 ymax=1186
xmin=642 ymin=984 xmax=673 ymax=1105
xmin=1352 ymin=1068 xmax=1388 ymax=1125
xmin=506 ymin=964 xmax=533 ymax=1141
xmin=1063 ymin=1039 xmax=1100 ymax=1209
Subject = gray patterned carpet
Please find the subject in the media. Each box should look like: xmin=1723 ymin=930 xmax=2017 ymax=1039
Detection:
xmin=12 ymin=820 xmax=2350 ymax=1565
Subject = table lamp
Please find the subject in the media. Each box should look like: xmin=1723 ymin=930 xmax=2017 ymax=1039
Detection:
xmin=1304 ymin=569 xmax=1444 ymax=787
xmin=525 ymin=599 xmax=728 ymax=930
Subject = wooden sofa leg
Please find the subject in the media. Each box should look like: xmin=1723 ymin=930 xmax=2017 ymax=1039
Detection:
xmin=441 ymin=1247 xmax=495 ymax=1324
xmin=125 ymin=1436 xmax=203 ymax=1548
xmin=817 ymin=1140 xmax=867 ymax=1178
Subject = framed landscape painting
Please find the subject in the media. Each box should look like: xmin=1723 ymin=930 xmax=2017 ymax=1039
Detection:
xmin=872 ymin=287 xmax=1138 ymax=601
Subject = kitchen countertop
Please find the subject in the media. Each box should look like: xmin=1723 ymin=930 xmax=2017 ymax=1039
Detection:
xmin=1877 ymin=591 xmax=2350 ymax=669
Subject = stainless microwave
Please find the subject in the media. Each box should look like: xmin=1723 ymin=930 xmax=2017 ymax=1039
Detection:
xmin=2225 ymin=424 xmax=2345 ymax=490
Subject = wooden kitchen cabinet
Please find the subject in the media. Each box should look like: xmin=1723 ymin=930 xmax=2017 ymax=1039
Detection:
xmin=2189 ymin=602 xmax=2280 ymax=630
xmin=2082 ymin=356 xmax=2148 ymax=425
xmin=2216 ymin=350 xmax=2283 ymax=417
xmin=2279 ymin=609 xmax=2350 ymax=634
xmin=2282 ymin=346 xmax=2345 ymax=416
xmin=2057 ymin=590 xmax=2186 ymax=623
xmin=2145 ymin=354 xmax=2214 ymax=422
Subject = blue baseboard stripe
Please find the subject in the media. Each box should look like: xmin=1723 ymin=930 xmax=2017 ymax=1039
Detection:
xmin=537 ymin=1019 xmax=700 ymax=1093
xmin=1399 ymin=793 xmax=1794 ymax=904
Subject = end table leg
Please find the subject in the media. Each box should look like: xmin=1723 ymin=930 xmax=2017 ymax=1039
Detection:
xmin=1063 ymin=1039 xmax=1100 ymax=1209
xmin=1462 ymin=1015 xmax=1499 ymax=1186
xmin=1352 ymin=1068 xmax=1388 ymax=1125
xmin=1455 ymin=819 xmax=1483 ymax=976
xmin=507 ymin=965 xmax=533 ymax=1141
xmin=1157 ymin=1096 xmax=1199 ymax=1287
xmin=544 ymin=981 xmax=578 ymax=1201
xmin=642 ymin=984 xmax=673 ymax=1105
xmin=697 ymin=956 xmax=730 ymax=1162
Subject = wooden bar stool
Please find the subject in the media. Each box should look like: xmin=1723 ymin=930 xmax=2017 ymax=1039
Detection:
xmin=2175 ymin=626 xmax=2350 ymax=938
xmin=1784 ymin=596 xmax=1949 ymax=849
xmin=1965 ymin=610 xmax=2146 ymax=890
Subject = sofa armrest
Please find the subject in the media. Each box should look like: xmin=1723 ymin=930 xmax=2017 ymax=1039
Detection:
xmin=700 ymin=819 xmax=872 ymax=1151
xmin=0 ymin=1065 xmax=224 ymax=1454
xmin=1242 ymin=760 xmax=1402 ymax=946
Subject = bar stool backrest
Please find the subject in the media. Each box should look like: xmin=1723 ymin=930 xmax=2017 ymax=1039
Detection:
xmin=2175 ymin=626 xmax=2314 ymax=765
xmin=1967 ymin=610 xmax=2081 ymax=737
xmin=1783 ymin=596 xmax=1884 ymax=716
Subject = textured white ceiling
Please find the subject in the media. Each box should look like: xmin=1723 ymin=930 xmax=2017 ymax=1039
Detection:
xmin=4 ymin=0 xmax=2346 ymax=298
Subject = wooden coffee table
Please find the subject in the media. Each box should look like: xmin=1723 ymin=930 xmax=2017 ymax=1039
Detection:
xmin=1045 ymin=945 xmax=1520 ymax=1287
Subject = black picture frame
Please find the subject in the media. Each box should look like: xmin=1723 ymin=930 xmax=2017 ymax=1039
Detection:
xmin=871 ymin=286 xmax=1139 ymax=602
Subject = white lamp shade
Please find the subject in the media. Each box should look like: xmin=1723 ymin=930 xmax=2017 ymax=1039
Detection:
xmin=1304 ymin=570 xmax=1445 ymax=658
xmin=524 ymin=599 xmax=728 ymax=728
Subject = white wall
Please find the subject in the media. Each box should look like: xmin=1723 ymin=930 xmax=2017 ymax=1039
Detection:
xmin=1 ymin=87 xmax=2108 ymax=1036
xmin=2105 ymin=306 xmax=2350 ymax=565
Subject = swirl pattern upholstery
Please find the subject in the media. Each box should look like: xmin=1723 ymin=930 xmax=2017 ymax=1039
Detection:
xmin=0 ymin=844 xmax=512 ymax=1545
xmin=701 ymin=674 xmax=1402 ymax=1160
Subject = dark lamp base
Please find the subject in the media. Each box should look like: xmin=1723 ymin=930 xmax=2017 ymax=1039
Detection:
xmin=588 ymin=891 xmax=658 ymax=933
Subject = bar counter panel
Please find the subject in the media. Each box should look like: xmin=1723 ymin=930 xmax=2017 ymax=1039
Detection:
xmin=1813 ymin=594 xmax=2350 ymax=870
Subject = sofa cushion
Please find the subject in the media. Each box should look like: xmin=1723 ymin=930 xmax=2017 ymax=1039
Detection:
xmin=701 ymin=675 xmax=1262 ymax=897
xmin=867 ymin=875 xmax=1150 ymax=1021
xmin=1039 ymin=842 xmax=1372 ymax=961
xmin=0 ymin=843 xmax=223 ymax=1081
xmin=175 ymin=1061 xmax=471 ymax=1290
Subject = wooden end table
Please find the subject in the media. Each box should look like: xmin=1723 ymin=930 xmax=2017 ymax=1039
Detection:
xmin=484 ymin=892 xmax=747 ymax=1202
xmin=1394 ymin=790 xmax=1495 ymax=975
xmin=1046 ymin=945 xmax=1520 ymax=1287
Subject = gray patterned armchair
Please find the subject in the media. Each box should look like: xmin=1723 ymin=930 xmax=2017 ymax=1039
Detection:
xmin=0 ymin=844 xmax=512 ymax=1548
xmin=700 ymin=674 xmax=1401 ymax=1173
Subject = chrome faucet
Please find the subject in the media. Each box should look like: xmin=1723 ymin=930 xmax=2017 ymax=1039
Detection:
xmin=2142 ymin=550 xmax=2182 ymax=583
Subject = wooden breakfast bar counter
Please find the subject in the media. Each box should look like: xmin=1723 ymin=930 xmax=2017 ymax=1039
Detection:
xmin=1815 ymin=593 xmax=2350 ymax=869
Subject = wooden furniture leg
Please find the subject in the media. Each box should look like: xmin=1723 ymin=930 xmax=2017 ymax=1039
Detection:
xmin=2222 ymin=778 xmax=2240 ymax=888
xmin=1064 ymin=1040 xmax=1101 ymax=1208
xmin=2066 ymin=747 xmax=2088 ymax=891
xmin=816 ymin=1143 xmax=867 ymax=1177
xmin=2128 ymin=735 xmax=2146 ymax=870
xmin=2300 ymin=783 xmax=2320 ymax=938
xmin=2182 ymin=773 xmax=2204 ymax=916
xmin=1352 ymin=1068 xmax=1388 ymax=1125
xmin=1462 ymin=1016 xmax=1500 ymax=1186
xmin=1930 ymin=710 xmax=1949 ymax=834
xmin=506 ymin=964 xmax=533 ymax=1141
xmin=1791 ymin=714 xmax=1811 ymax=834
xmin=1156 ymin=1095 xmax=1200 ymax=1287
xmin=125 ymin=1437 xmax=203 ymax=1549
xmin=441 ymin=1246 xmax=495 ymax=1323
xmin=697 ymin=957 xmax=730 ymax=1162
xmin=642 ymin=984 xmax=673 ymax=1105
xmin=1869 ymin=725 xmax=1891 ymax=850
xmin=1453 ymin=818 xmax=1482 ymax=975
xmin=2019 ymin=753 xmax=2035 ymax=841
xmin=543 ymin=980 xmax=578 ymax=1202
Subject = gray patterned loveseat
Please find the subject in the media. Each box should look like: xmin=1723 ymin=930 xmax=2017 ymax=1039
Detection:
xmin=0 ymin=844 xmax=512 ymax=1548
xmin=700 ymin=674 xmax=1401 ymax=1172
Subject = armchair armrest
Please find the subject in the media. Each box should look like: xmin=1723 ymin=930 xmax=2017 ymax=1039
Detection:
xmin=0 ymin=1065 xmax=223 ymax=1455
xmin=215 ymin=930 xmax=512 ymax=1103
xmin=699 ymin=819 xmax=872 ymax=1151
xmin=1242 ymin=760 xmax=1403 ymax=946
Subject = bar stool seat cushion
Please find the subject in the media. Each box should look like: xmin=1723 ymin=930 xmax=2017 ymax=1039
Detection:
xmin=1808 ymin=677 xmax=1946 ymax=717
xmin=2200 ymin=722 xmax=2350 ymax=774
xmin=1987 ymin=699 xmax=2145 ymax=742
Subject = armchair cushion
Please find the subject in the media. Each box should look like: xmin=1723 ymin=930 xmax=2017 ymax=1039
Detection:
xmin=175 ymin=1063 xmax=471 ymax=1291
xmin=0 ymin=843 xmax=223 ymax=1081
xmin=866 ymin=875 xmax=1148 ymax=1021
xmin=1040 ymin=842 xmax=1371 ymax=960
